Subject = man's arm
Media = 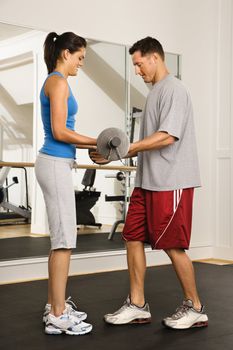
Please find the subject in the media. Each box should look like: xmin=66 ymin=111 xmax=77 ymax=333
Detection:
xmin=89 ymin=131 xmax=175 ymax=163
xmin=127 ymin=131 xmax=176 ymax=158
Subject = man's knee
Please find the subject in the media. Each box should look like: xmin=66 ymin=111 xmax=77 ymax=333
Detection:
xmin=164 ymin=248 xmax=185 ymax=259
xmin=126 ymin=240 xmax=144 ymax=250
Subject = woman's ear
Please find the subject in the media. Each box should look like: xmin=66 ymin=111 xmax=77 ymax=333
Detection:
xmin=62 ymin=49 xmax=70 ymax=61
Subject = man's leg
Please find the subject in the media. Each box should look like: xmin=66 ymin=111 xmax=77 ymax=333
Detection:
xmin=104 ymin=188 xmax=151 ymax=325
xmin=165 ymin=248 xmax=201 ymax=310
xmin=126 ymin=241 xmax=146 ymax=307
xmin=103 ymin=240 xmax=151 ymax=324
xmin=162 ymin=248 xmax=208 ymax=329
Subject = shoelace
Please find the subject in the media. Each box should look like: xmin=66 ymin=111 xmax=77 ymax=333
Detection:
xmin=172 ymin=304 xmax=190 ymax=319
xmin=113 ymin=299 xmax=130 ymax=315
xmin=66 ymin=296 xmax=78 ymax=310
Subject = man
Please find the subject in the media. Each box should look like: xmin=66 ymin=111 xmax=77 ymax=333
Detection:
xmin=103 ymin=37 xmax=208 ymax=330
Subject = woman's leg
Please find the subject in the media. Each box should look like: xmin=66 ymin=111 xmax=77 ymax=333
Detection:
xmin=48 ymin=249 xmax=72 ymax=316
xmin=35 ymin=156 xmax=77 ymax=317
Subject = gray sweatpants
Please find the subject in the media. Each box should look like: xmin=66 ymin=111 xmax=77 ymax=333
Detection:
xmin=35 ymin=153 xmax=77 ymax=249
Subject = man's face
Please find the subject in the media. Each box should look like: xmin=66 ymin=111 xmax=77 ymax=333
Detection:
xmin=132 ymin=51 xmax=157 ymax=84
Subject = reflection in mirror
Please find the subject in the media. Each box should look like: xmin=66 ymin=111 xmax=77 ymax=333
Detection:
xmin=0 ymin=23 xmax=182 ymax=264
xmin=0 ymin=23 xmax=130 ymax=262
xmin=45 ymin=39 xmax=128 ymax=247
xmin=0 ymin=23 xmax=35 ymax=231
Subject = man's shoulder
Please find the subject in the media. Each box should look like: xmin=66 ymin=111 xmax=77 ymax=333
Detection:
xmin=165 ymin=75 xmax=187 ymax=90
xmin=160 ymin=75 xmax=190 ymax=100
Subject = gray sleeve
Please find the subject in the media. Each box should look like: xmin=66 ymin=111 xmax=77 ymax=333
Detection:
xmin=158 ymin=85 xmax=189 ymax=140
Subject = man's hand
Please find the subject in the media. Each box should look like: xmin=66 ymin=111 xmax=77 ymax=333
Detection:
xmin=125 ymin=143 xmax=138 ymax=158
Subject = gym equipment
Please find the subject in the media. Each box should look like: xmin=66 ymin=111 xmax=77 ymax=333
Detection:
xmin=105 ymin=171 xmax=135 ymax=240
xmin=0 ymin=162 xmax=136 ymax=172
xmin=105 ymin=171 xmax=126 ymax=239
xmin=0 ymin=166 xmax=31 ymax=223
xmin=97 ymin=127 xmax=130 ymax=161
xmin=75 ymin=169 xmax=102 ymax=228
xmin=101 ymin=109 xmax=141 ymax=239
xmin=129 ymin=107 xmax=142 ymax=166
xmin=0 ymin=162 xmax=137 ymax=235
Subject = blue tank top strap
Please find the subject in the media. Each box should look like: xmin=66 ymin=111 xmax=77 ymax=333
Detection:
xmin=49 ymin=71 xmax=64 ymax=78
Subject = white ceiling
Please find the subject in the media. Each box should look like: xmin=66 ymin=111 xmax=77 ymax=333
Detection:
xmin=0 ymin=22 xmax=31 ymax=41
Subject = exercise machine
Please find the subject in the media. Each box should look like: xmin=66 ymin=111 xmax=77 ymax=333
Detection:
xmin=0 ymin=165 xmax=31 ymax=224
xmin=75 ymin=169 xmax=102 ymax=228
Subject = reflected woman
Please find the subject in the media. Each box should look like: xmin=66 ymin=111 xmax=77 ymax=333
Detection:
xmin=35 ymin=32 xmax=96 ymax=335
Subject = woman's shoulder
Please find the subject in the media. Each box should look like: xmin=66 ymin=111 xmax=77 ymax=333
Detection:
xmin=44 ymin=73 xmax=68 ymax=96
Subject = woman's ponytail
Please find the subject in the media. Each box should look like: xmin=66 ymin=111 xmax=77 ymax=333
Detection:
xmin=44 ymin=32 xmax=60 ymax=74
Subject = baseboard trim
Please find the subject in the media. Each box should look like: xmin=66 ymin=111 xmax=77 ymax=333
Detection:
xmin=0 ymin=245 xmax=213 ymax=284
xmin=212 ymin=247 xmax=233 ymax=260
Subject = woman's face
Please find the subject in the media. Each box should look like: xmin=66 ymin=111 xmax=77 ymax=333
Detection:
xmin=66 ymin=47 xmax=86 ymax=76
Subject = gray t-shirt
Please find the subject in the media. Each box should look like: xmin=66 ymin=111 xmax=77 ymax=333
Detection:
xmin=135 ymin=74 xmax=201 ymax=191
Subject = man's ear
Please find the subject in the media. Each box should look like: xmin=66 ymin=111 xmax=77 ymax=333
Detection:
xmin=152 ymin=52 xmax=159 ymax=62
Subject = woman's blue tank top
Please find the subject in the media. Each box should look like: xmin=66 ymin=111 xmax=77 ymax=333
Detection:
xmin=39 ymin=71 xmax=78 ymax=159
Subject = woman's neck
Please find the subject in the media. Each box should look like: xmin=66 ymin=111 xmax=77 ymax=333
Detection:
xmin=54 ymin=64 xmax=68 ymax=78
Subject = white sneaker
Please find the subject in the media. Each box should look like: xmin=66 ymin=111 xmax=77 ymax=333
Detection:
xmin=43 ymin=296 xmax=87 ymax=323
xmin=45 ymin=309 xmax=92 ymax=335
xmin=162 ymin=299 xmax=208 ymax=329
xmin=104 ymin=296 xmax=151 ymax=325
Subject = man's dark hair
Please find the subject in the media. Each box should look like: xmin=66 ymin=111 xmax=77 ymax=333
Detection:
xmin=129 ymin=36 xmax=165 ymax=60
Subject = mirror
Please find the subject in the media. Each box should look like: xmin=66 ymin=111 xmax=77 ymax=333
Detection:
xmin=0 ymin=23 xmax=181 ymax=262
xmin=0 ymin=23 xmax=34 ymax=238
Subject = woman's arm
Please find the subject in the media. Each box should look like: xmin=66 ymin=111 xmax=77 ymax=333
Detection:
xmin=46 ymin=76 xmax=96 ymax=145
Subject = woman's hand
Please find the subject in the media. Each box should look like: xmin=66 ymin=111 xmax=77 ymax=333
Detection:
xmin=88 ymin=149 xmax=111 ymax=165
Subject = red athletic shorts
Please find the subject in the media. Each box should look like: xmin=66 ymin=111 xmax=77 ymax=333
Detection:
xmin=122 ymin=187 xmax=194 ymax=250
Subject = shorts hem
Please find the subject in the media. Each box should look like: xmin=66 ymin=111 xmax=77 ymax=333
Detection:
xmin=152 ymin=245 xmax=190 ymax=250
xmin=122 ymin=235 xmax=190 ymax=251
xmin=51 ymin=245 xmax=76 ymax=250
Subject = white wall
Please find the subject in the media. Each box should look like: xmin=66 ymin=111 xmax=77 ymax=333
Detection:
xmin=213 ymin=0 xmax=233 ymax=259
xmin=0 ymin=0 xmax=232 ymax=258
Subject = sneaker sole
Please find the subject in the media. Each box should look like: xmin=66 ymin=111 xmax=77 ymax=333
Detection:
xmin=162 ymin=320 xmax=208 ymax=330
xmin=45 ymin=326 xmax=92 ymax=335
xmin=65 ymin=326 xmax=93 ymax=335
xmin=130 ymin=317 xmax=152 ymax=324
xmin=105 ymin=317 xmax=152 ymax=325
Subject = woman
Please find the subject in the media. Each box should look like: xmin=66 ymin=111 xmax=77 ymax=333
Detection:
xmin=35 ymin=32 xmax=96 ymax=335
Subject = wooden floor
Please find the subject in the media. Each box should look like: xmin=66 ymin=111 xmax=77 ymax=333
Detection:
xmin=0 ymin=223 xmax=124 ymax=239
xmin=193 ymin=258 xmax=233 ymax=265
